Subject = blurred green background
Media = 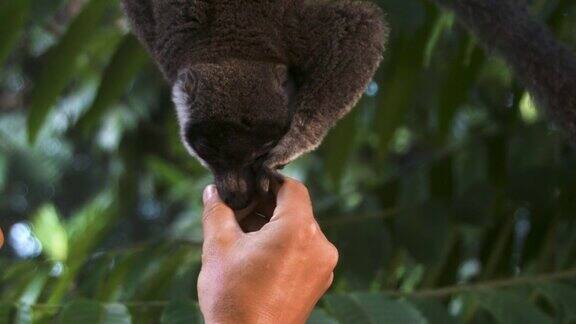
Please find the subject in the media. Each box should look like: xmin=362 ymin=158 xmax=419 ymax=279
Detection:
xmin=1 ymin=0 xmax=576 ymax=323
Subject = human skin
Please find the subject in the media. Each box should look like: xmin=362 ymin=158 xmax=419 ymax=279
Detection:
xmin=198 ymin=178 xmax=339 ymax=324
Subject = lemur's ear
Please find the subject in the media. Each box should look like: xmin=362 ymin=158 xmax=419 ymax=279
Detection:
xmin=177 ymin=68 xmax=200 ymax=94
xmin=173 ymin=68 xmax=201 ymax=110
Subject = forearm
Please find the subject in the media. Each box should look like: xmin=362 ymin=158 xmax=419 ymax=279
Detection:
xmin=291 ymin=2 xmax=387 ymax=142
xmin=265 ymin=2 xmax=387 ymax=167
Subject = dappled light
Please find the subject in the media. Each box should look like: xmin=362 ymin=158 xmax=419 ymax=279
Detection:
xmin=1 ymin=0 xmax=576 ymax=322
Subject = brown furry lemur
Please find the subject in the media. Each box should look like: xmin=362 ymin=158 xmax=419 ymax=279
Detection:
xmin=430 ymin=0 xmax=576 ymax=138
xmin=121 ymin=0 xmax=388 ymax=209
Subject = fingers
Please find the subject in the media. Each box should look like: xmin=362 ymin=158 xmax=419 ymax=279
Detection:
xmin=202 ymin=185 xmax=242 ymax=246
xmin=271 ymin=178 xmax=313 ymax=223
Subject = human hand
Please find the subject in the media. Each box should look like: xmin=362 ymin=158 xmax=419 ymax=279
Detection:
xmin=198 ymin=178 xmax=338 ymax=324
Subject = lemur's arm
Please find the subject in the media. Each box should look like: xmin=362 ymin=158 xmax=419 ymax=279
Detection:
xmin=431 ymin=0 xmax=576 ymax=140
xmin=121 ymin=0 xmax=208 ymax=82
xmin=266 ymin=1 xmax=388 ymax=167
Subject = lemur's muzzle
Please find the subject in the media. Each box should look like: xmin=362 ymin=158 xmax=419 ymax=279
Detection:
xmin=215 ymin=163 xmax=284 ymax=211
xmin=215 ymin=167 xmax=256 ymax=210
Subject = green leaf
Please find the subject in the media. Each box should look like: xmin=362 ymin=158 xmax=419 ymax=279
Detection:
xmin=409 ymin=298 xmax=460 ymax=324
xmin=14 ymin=303 xmax=32 ymax=324
xmin=146 ymin=156 xmax=193 ymax=187
xmin=17 ymin=270 xmax=49 ymax=305
xmin=423 ymin=12 xmax=454 ymax=67
xmin=96 ymin=254 xmax=140 ymax=303
xmin=27 ymin=0 xmax=115 ymax=144
xmin=537 ymin=283 xmax=576 ymax=321
xmin=475 ymin=291 xmax=553 ymax=324
xmin=102 ymin=304 xmax=132 ymax=324
xmin=324 ymin=293 xmax=426 ymax=324
xmin=66 ymin=194 xmax=115 ymax=260
xmin=30 ymin=0 xmax=68 ymax=23
xmin=374 ymin=67 xmax=418 ymax=159
xmin=57 ymin=300 xmax=131 ymax=324
xmin=136 ymin=247 xmax=196 ymax=301
xmin=435 ymin=39 xmax=484 ymax=139
xmin=32 ymin=205 xmax=68 ymax=261
xmin=0 ymin=0 xmax=31 ymax=67
xmin=47 ymin=194 xmax=116 ymax=305
xmin=78 ymin=34 xmax=148 ymax=133
xmin=374 ymin=8 xmax=434 ymax=159
xmin=0 ymin=304 xmax=13 ymax=324
xmin=160 ymin=300 xmax=203 ymax=324
xmin=0 ymin=262 xmax=39 ymax=303
xmin=308 ymin=309 xmax=339 ymax=324
xmin=0 ymin=154 xmax=7 ymax=190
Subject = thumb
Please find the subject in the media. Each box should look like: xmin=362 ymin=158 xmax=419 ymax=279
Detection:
xmin=202 ymin=185 xmax=242 ymax=245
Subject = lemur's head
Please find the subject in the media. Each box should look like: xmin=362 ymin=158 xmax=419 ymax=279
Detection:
xmin=172 ymin=59 xmax=295 ymax=210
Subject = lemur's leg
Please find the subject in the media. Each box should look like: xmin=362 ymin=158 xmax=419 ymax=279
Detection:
xmin=431 ymin=0 xmax=576 ymax=141
xmin=151 ymin=0 xmax=209 ymax=82
xmin=120 ymin=0 xmax=156 ymax=54
xmin=266 ymin=1 xmax=388 ymax=168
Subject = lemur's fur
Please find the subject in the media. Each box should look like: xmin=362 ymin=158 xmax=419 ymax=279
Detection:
xmin=121 ymin=0 xmax=388 ymax=209
xmin=431 ymin=0 xmax=576 ymax=139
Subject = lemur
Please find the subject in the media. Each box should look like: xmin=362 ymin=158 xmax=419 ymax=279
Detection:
xmin=121 ymin=0 xmax=388 ymax=209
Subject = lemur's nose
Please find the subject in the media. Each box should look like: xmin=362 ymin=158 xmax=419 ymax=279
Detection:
xmin=215 ymin=169 xmax=256 ymax=210
xmin=222 ymin=193 xmax=251 ymax=210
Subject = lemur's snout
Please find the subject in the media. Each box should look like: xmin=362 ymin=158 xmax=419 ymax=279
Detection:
xmin=215 ymin=165 xmax=284 ymax=210
xmin=215 ymin=168 xmax=257 ymax=210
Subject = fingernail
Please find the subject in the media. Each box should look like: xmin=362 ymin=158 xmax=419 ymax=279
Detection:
xmin=203 ymin=185 xmax=217 ymax=204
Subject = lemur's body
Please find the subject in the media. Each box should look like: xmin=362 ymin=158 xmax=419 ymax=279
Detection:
xmin=121 ymin=0 xmax=388 ymax=209
xmin=432 ymin=0 xmax=576 ymax=138
xmin=125 ymin=0 xmax=294 ymax=81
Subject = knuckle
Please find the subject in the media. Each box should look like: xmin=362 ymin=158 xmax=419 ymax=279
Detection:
xmin=323 ymin=243 xmax=339 ymax=268
xmin=202 ymin=203 xmax=229 ymax=221
xmin=296 ymin=185 xmax=312 ymax=202
xmin=204 ymin=229 xmax=236 ymax=249
xmin=326 ymin=273 xmax=335 ymax=288
xmin=286 ymin=179 xmax=310 ymax=200
xmin=212 ymin=231 xmax=235 ymax=246
xmin=306 ymin=222 xmax=320 ymax=236
xmin=289 ymin=219 xmax=315 ymax=242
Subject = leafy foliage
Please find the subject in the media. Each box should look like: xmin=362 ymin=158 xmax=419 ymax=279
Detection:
xmin=1 ymin=0 xmax=576 ymax=323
